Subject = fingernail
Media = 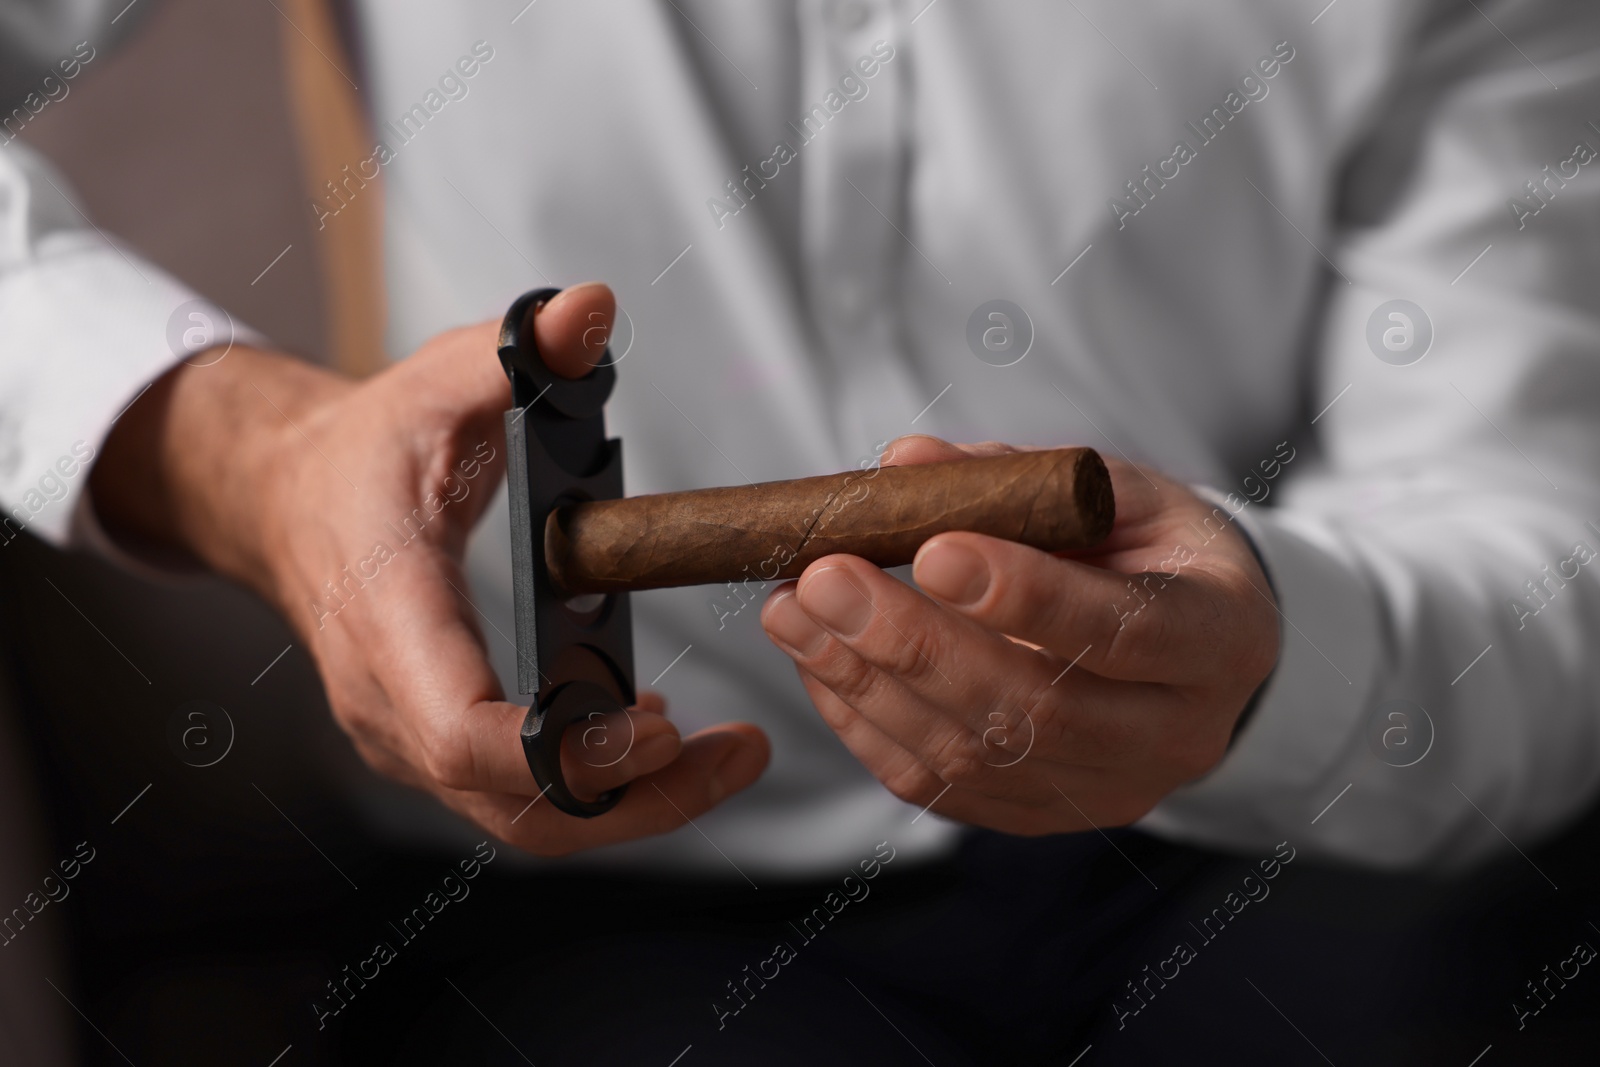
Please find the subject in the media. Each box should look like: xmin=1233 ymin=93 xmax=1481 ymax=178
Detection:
xmin=535 ymin=282 xmax=615 ymax=378
xmin=915 ymin=541 xmax=990 ymax=605
xmin=763 ymin=589 xmax=828 ymax=656
xmin=798 ymin=565 xmax=872 ymax=637
xmin=546 ymin=280 xmax=607 ymax=308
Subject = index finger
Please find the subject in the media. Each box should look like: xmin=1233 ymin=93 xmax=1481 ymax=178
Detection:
xmin=366 ymin=551 xmax=678 ymax=797
xmin=911 ymin=531 xmax=1244 ymax=684
xmin=457 ymin=723 xmax=769 ymax=857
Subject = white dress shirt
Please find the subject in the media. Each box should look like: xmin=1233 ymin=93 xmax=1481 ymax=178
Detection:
xmin=4 ymin=0 xmax=1600 ymax=874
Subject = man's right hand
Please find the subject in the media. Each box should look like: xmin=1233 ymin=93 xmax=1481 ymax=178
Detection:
xmin=91 ymin=283 xmax=770 ymax=855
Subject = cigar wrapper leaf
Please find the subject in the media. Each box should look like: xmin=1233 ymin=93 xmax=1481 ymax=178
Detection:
xmin=545 ymin=447 xmax=1114 ymax=596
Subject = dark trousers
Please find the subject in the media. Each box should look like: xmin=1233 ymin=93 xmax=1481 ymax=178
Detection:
xmin=35 ymin=812 xmax=1600 ymax=1066
xmin=387 ymin=828 xmax=1600 ymax=1067
xmin=8 ymin=533 xmax=1600 ymax=1065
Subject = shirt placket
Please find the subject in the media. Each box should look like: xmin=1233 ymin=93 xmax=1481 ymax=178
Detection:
xmin=796 ymin=0 xmax=921 ymax=462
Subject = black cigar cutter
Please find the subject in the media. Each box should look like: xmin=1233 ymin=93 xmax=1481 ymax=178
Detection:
xmin=498 ymin=287 xmax=635 ymax=818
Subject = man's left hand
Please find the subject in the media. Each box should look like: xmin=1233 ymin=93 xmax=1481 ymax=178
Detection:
xmin=760 ymin=435 xmax=1280 ymax=834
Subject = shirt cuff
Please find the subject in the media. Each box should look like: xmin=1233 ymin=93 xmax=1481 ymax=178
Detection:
xmin=1137 ymin=498 xmax=1384 ymax=852
xmin=0 ymin=229 xmax=257 ymax=577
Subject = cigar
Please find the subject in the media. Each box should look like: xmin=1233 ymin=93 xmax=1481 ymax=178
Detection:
xmin=545 ymin=447 xmax=1114 ymax=596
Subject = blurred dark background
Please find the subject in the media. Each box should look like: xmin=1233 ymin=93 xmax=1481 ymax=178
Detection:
xmin=17 ymin=0 xmax=329 ymax=363
xmin=1 ymin=2 xmax=341 ymax=1062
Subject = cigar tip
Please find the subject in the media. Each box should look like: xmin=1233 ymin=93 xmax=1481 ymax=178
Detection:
xmin=1073 ymin=448 xmax=1116 ymax=543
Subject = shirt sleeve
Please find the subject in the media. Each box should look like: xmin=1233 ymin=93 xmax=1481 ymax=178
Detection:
xmin=1141 ymin=2 xmax=1600 ymax=869
xmin=0 ymin=141 xmax=227 ymax=554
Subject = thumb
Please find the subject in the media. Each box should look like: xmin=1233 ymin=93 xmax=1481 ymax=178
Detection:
xmin=532 ymin=281 xmax=617 ymax=379
xmin=390 ymin=282 xmax=619 ymax=425
xmin=881 ymin=434 xmax=1020 ymax=467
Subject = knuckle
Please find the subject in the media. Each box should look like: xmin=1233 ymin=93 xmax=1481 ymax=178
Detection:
xmin=880 ymin=620 xmax=947 ymax=686
xmin=928 ymin=729 xmax=988 ymax=787
xmin=1014 ymin=677 xmax=1072 ymax=752
xmin=882 ymin=764 xmax=941 ymax=808
xmin=419 ymin=729 xmax=476 ymax=791
xmin=1020 ymin=717 xmax=1067 ymax=768
xmin=806 ymin=685 xmax=860 ymax=735
xmin=818 ymin=644 xmax=886 ymax=706
xmin=1016 ymin=676 xmax=1141 ymax=767
xmin=942 ymin=755 xmax=988 ymax=789
xmin=1031 ymin=707 xmax=1079 ymax=766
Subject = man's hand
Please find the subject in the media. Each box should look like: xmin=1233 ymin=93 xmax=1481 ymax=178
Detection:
xmin=92 ymin=283 xmax=769 ymax=856
xmin=759 ymin=435 xmax=1278 ymax=834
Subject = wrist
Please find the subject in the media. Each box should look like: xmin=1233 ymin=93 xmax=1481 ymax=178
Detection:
xmin=91 ymin=346 xmax=352 ymax=603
